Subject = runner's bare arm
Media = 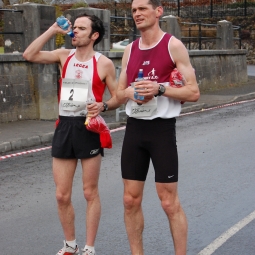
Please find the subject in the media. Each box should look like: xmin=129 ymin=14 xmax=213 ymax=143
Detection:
xmin=87 ymin=56 xmax=120 ymax=117
xmin=101 ymin=56 xmax=120 ymax=111
xmin=164 ymin=37 xmax=200 ymax=102
xmin=116 ymin=44 xmax=135 ymax=104
xmin=23 ymin=22 xmax=71 ymax=64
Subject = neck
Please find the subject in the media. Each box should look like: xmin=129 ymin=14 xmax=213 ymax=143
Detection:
xmin=140 ymin=29 xmax=164 ymax=48
xmin=75 ymin=46 xmax=95 ymax=62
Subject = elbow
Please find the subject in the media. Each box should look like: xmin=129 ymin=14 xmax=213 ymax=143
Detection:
xmin=22 ymin=51 xmax=30 ymax=61
xmin=23 ymin=50 xmax=35 ymax=62
xmin=193 ymin=90 xmax=200 ymax=102
xmin=187 ymin=89 xmax=200 ymax=102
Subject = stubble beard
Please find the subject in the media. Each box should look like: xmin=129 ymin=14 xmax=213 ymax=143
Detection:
xmin=72 ymin=39 xmax=91 ymax=49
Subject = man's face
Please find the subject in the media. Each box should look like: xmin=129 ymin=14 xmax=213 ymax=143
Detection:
xmin=72 ymin=17 xmax=97 ymax=47
xmin=131 ymin=0 xmax=160 ymax=30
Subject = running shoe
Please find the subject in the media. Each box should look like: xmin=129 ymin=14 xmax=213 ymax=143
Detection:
xmin=56 ymin=240 xmax=80 ymax=255
xmin=82 ymin=248 xmax=95 ymax=255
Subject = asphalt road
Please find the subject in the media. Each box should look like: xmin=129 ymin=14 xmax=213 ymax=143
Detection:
xmin=0 ymin=100 xmax=254 ymax=255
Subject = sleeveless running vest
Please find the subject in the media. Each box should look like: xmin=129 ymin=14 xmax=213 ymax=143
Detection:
xmin=126 ymin=33 xmax=181 ymax=119
xmin=58 ymin=50 xmax=106 ymax=117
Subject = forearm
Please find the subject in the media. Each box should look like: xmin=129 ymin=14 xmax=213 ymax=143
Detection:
xmin=107 ymin=96 xmax=122 ymax=110
xmin=164 ymin=84 xmax=200 ymax=102
xmin=23 ymin=26 xmax=57 ymax=62
xmin=116 ymin=87 xmax=132 ymax=105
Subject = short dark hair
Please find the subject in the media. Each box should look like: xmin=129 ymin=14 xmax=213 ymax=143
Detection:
xmin=75 ymin=13 xmax=105 ymax=46
xmin=131 ymin=0 xmax=162 ymax=9
xmin=148 ymin=0 xmax=162 ymax=9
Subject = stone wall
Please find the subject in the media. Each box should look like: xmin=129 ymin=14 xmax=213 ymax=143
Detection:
xmin=0 ymin=54 xmax=58 ymax=122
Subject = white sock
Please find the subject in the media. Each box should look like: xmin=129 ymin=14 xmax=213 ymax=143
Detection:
xmin=66 ymin=239 xmax=77 ymax=249
xmin=84 ymin=245 xmax=95 ymax=252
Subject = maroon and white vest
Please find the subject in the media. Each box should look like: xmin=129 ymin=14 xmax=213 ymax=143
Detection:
xmin=126 ymin=33 xmax=181 ymax=119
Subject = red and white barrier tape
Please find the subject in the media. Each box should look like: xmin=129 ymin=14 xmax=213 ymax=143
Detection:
xmin=1 ymin=99 xmax=254 ymax=161
xmin=180 ymin=99 xmax=255 ymax=117
xmin=0 ymin=146 xmax=52 ymax=161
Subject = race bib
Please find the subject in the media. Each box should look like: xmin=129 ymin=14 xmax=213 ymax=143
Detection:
xmin=130 ymin=97 xmax=157 ymax=117
xmin=61 ymin=78 xmax=89 ymax=112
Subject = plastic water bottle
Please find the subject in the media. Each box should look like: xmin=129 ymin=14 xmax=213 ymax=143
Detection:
xmin=134 ymin=69 xmax=144 ymax=101
xmin=56 ymin=15 xmax=74 ymax=38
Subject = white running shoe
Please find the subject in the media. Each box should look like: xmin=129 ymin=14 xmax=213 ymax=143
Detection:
xmin=82 ymin=248 xmax=95 ymax=255
xmin=56 ymin=240 xmax=80 ymax=255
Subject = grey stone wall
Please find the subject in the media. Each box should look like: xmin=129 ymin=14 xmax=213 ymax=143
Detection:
xmin=189 ymin=50 xmax=247 ymax=91
xmin=0 ymin=54 xmax=58 ymax=122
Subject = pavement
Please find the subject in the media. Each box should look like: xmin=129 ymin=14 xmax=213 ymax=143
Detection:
xmin=0 ymin=75 xmax=254 ymax=155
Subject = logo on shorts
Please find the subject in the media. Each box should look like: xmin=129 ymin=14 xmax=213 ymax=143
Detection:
xmin=168 ymin=175 xmax=174 ymax=179
xmin=90 ymin=148 xmax=99 ymax=155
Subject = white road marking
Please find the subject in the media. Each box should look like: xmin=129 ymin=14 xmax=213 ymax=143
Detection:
xmin=198 ymin=210 xmax=255 ymax=255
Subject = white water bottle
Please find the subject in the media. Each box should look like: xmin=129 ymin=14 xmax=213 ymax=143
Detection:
xmin=56 ymin=15 xmax=74 ymax=38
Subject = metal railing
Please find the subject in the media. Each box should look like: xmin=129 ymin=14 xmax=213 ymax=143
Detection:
xmin=110 ymin=15 xmax=138 ymax=43
xmin=162 ymin=0 xmax=254 ymax=18
xmin=181 ymin=21 xmax=241 ymax=50
xmin=181 ymin=22 xmax=220 ymax=50
xmin=110 ymin=17 xmax=242 ymax=50
xmin=233 ymin=25 xmax=242 ymax=49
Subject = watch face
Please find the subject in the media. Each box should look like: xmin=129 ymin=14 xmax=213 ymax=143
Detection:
xmin=160 ymin=85 xmax=165 ymax=93
xmin=104 ymin=102 xmax=108 ymax=111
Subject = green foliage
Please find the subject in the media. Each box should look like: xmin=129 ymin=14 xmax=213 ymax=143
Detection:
xmin=71 ymin=3 xmax=89 ymax=9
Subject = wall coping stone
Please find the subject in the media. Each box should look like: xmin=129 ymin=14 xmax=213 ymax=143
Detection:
xmin=0 ymin=53 xmax=26 ymax=62
xmin=0 ymin=49 xmax=247 ymax=62
xmin=188 ymin=49 xmax=247 ymax=56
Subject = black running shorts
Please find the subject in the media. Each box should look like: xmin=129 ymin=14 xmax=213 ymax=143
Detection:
xmin=51 ymin=116 xmax=103 ymax=159
xmin=121 ymin=117 xmax=178 ymax=183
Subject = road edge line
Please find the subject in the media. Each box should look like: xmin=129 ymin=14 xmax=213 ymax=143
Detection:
xmin=197 ymin=210 xmax=255 ymax=255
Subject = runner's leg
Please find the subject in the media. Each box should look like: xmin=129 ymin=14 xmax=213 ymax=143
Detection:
xmin=53 ymin=157 xmax=78 ymax=241
xmin=81 ymin=154 xmax=102 ymax=246
xmin=156 ymin=182 xmax=188 ymax=255
xmin=123 ymin=179 xmax=145 ymax=255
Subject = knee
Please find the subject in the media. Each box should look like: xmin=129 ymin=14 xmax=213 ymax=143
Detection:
xmin=83 ymin=185 xmax=99 ymax=202
xmin=123 ymin=193 xmax=142 ymax=211
xmin=161 ymin=198 xmax=181 ymax=218
xmin=55 ymin=191 xmax=71 ymax=205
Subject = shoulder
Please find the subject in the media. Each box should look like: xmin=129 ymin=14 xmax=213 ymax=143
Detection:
xmin=97 ymin=54 xmax=116 ymax=80
xmin=169 ymin=36 xmax=184 ymax=50
xmin=122 ymin=43 xmax=132 ymax=63
xmin=97 ymin=53 xmax=115 ymax=68
xmin=53 ymin=48 xmax=73 ymax=65
xmin=169 ymin=36 xmax=189 ymax=62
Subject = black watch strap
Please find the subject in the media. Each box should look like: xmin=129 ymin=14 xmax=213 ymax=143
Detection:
xmin=102 ymin=102 xmax=108 ymax=112
xmin=155 ymin=84 xmax=166 ymax=97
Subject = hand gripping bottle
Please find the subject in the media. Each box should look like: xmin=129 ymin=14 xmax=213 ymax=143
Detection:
xmin=134 ymin=69 xmax=144 ymax=101
xmin=56 ymin=15 xmax=74 ymax=38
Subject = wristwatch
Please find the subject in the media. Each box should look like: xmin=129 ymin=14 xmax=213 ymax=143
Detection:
xmin=102 ymin=102 xmax=108 ymax=112
xmin=155 ymin=84 xmax=166 ymax=97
